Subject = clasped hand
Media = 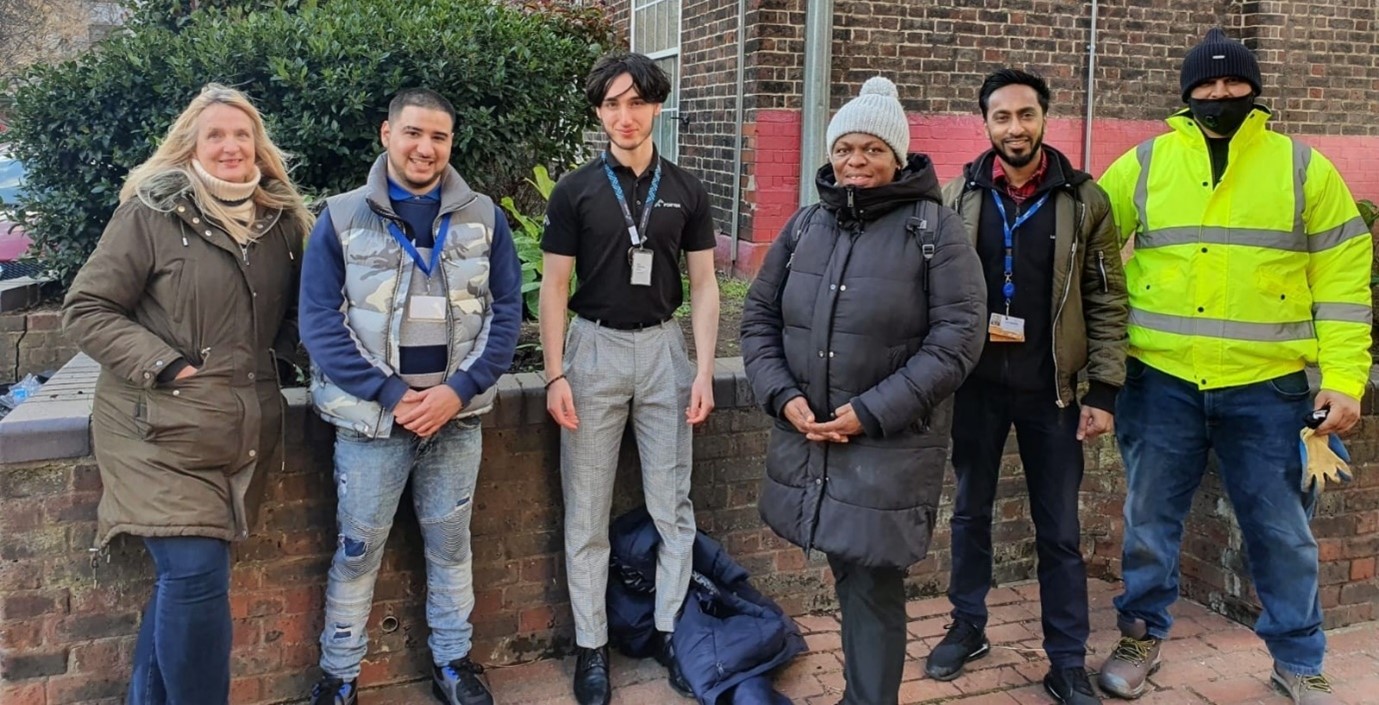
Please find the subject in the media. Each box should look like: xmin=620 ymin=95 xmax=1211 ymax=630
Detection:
xmin=783 ymin=396 xmax=862 ymax=443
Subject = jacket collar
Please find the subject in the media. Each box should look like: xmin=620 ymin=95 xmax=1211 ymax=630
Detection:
xmin=363 ymin=154 xmax=476 ymax=218
xmin=1166 ymin=104 xmax=1272 ymax=150
xmin=814 ymin=153 xmax=943 ymax=227
xmin=962 ymin=145 xmax=1086 ymax=195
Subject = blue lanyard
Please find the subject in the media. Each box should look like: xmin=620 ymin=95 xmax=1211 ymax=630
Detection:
xmin=601 ymin=152 xmax=662 ymax=248
xmin=991 ymin=191 xmax=1050 ymax=314
xmin=386 ymin=213 xmax=452 ymax=277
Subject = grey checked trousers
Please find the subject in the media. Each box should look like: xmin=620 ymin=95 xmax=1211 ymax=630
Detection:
xmin=560 ymin=316 xmax=696 ymax=647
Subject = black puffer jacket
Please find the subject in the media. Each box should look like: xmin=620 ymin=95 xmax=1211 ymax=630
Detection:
xmin=741 ymin=155 xmax=986 ymax=569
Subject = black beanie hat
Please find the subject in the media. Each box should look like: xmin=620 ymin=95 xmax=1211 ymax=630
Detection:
xmin=1179 ymin=28 xmax=1262 ymax=102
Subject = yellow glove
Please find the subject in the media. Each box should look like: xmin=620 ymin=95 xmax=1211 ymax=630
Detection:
xmin=1299 ymin=428 xmax=1352 ymax=493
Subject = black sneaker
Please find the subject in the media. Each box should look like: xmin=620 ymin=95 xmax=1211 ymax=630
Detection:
xmin=432 ymin=657 xmax=494 ymax=705
xmin=1044 ymin=667 xmax=1101 ymax=705
xmin=923 ymin=619 xmax=989 ymax=681
xmin=573 ymin=646 xmax=611 ymax=705
xmin=309 ymin=675 xmax=358 ymax=705
xmin=654 ymin=632 xmax=693 ymax=698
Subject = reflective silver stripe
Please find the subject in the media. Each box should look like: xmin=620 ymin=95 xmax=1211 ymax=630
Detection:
xmin=1129 ymin=308 xmax=1315 ymax=342
xmin=1312 ymin=302 xmax=1372 ymax=325
xmin=1309 ymin=216 xmax=1370 ymax=253
xmin=1132 ymin=139 xmax=1155 ymax=237
xmin=1292 ymin=138 xmax=1311 ymax=237
xmin=1137 ymin=226 xmax=1305 ymax=251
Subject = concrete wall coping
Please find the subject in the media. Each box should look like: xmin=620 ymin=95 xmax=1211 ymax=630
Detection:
xmin=5 ymin=352 xmax=1377 ymax=467
xmin=0 ymin=354 xmax=762 ymax=465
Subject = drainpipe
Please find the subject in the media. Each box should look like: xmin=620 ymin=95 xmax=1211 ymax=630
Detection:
xmin=729 ymin=0 xmax=747 ymax=263
xmin=798 ymin=0 xmax=833 ymax=205
xmin=1082 ymin=0 xmax=1100 ymax=172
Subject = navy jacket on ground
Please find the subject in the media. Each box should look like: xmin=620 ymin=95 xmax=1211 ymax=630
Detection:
xmin=608 ymin=507 xmax=805 ymax=705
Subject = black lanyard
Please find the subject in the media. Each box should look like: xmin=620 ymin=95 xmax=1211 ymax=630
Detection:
xmin=601 ymin=152 xmax=662 ymax=248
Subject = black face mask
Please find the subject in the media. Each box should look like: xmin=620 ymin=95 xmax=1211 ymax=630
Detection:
xmin=1188 ymin=95 xmax=1255 ymax=136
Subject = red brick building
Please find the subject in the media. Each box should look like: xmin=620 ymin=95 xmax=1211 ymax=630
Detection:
xmin=604 ymin=1 xmax=1379 ymax=276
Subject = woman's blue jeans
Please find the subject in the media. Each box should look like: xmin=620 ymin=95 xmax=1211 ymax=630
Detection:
xmin=127 ymin=536 xmax=232 ymax=705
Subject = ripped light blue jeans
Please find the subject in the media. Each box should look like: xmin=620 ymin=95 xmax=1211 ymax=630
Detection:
xmin=319 ymin=417 xmax=483 ymax=680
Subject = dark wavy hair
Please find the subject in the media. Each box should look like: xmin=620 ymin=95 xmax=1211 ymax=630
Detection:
xmin=584 ymin=52 xmax=671 ymax=107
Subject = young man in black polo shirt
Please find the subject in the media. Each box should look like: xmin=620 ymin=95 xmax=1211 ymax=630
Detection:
xmin=539 ymin=53 xmax=719 ymax=705
xmin=926 ymin=69 xmax=1127 ymax=705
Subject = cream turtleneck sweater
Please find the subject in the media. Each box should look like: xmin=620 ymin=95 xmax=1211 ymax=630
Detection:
xmin=191 ymin=159 xmax=261 ymax=224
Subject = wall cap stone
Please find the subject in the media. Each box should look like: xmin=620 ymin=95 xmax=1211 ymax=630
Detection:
xmin=0 ymin=352 xmax=763 ymax=465
xmin=9 ymin=353 xmax=1371 ymax=467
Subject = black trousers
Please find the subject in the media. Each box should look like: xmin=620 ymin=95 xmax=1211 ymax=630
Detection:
xmin=947 ymin=376 xmax=1090 ymax=668
xmin=828 ymin=554 xmax=907 ymax=705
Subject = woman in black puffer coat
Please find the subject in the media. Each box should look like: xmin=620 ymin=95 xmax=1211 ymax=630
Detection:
xmin=741 ymin=77 xmax=986 ymax=705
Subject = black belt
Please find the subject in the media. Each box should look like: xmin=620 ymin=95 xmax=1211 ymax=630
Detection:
xmin=580 ymin=316 xmax=671 ymax=331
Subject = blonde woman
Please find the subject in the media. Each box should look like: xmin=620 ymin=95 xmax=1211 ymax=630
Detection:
xmin=63 ymin=83 xmax=311 ymax=705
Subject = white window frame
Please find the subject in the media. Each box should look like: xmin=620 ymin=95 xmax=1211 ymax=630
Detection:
xmin=629 ymin=0 xmax=682 ymax=162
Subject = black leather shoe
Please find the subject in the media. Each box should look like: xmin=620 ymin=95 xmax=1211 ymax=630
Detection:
xmin=655 ymin=632 xmax=693 ymax=698
xmin=924 ymin=619 xmax=990 ymax=681
xmin=1044 ymin=666 xmax=1102 ymax=704
xmin=573 ymin=645 xmax=611 ymax=705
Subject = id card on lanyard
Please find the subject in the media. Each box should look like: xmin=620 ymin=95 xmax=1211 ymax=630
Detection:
xmin=602 ymin=152 xmax=662 ymax=286
xmin=988 ymin=191 xmax=1049 ymax=343
xmin=387 ymin=214 xmax=453 ymax=319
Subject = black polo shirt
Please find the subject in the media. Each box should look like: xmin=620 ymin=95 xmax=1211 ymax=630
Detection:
xmin=542 ymin=149 xmax=716 ymax=326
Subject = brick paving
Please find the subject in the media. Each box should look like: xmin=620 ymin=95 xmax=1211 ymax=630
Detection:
xmin=350 ymin=579 xmax=1378 ymax=704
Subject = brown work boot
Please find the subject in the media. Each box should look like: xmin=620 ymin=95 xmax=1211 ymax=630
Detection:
xmin=1271 ymin=663 xmax=1342 ymax=704
xmin=1096 ymin=618 xmax=1161 ymax=699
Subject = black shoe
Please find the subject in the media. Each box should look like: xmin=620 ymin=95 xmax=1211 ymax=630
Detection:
xmin=1044 ymin=667 xmax=1101 ymax=705
xmin=309 ymin=675 xmax=358 ymax=705
xmin=573 ymin=645 xmax=611 ymax=705
xmin=654 ymin=632 xmax=694 ymax=698
xmin=432 ymin=657 xmax=494 ymax=705
xmin=923 ymin=619 xmax=990 ymax=681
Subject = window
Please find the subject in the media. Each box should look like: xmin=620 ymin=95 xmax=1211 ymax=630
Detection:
xmin=630 ymin=0 xmax=681 ymax=162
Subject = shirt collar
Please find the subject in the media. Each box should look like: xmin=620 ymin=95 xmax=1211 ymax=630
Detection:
xmin=603 ymin=146 xmax=661 ymax=177
xmin=386 ymin=177 xmax=442 ymax=204
xmin=991 ymin=149 xmax=1049 ymax=203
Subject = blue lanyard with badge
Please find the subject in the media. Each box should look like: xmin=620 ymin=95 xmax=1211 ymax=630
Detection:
xmin=987 ymin=191 xmax=1049 ymax=343
xmin=602 ymin=152 xmax=662 ymax=287
xmin=386 ymin=214 xmax=453 ymax=321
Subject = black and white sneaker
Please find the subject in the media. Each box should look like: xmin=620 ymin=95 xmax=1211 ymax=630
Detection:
xmin=432 ymin=657 xmax=495 ymax=705
xmin=923 ymin=619 xmax=990 ymax=681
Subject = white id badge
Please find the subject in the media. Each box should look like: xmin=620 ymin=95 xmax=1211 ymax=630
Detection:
xmin=408 ymin=295 xmax=448 ymax=321
xmin=988 ymin=313 xmax=1026 ymax=342
xmin=630 ymin=249 xmax=654 ymax=286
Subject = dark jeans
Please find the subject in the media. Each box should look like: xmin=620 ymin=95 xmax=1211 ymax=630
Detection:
xmin=948 ymin=377 xmax=1089 ymax=668
xmin=1114 ymin=359 xmax=1323 ymax=674
xmin=128 ymin=536 xmax=232 ymax=705
xmin=828 ymin=554 xmax=907 ymax=705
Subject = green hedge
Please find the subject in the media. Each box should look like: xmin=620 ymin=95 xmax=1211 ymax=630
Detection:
xmin=4 ymin=0 xmax=616 ymax=285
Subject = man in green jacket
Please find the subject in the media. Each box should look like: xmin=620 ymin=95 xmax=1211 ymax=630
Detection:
xmin=925 ymin=68 xmax=1128 ymax=705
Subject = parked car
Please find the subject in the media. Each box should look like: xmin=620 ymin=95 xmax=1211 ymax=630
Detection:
xmin=0 ymin=145 xmax=35 ymax=263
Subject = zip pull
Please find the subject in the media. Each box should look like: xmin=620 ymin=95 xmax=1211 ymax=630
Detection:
xmin=1097 ymin=251 xmax=1109 ymax=293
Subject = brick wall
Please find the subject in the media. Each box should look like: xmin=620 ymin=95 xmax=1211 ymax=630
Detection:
xmin=0 ymin=309 xmax=77 ymax=386
xmin=4 ymin=360 xmax=1378 ymax=704
xmin=677 ymin=1 xmax=747 ymax=241
xmin=605 ymin=0 xmax=1379 ymax=274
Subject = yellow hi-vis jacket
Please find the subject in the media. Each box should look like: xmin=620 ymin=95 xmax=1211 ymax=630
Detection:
xmin=1099 ymin=106 xmax=1372 ymax=399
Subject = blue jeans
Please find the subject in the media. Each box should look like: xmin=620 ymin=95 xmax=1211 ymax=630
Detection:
xmin=319 ymin=418 xmax=484 ymax=680
xmin=1114 ymin=358 xmax=1323 ymax=675
xmin=128 ymin=536 xmax=232 ymax=705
